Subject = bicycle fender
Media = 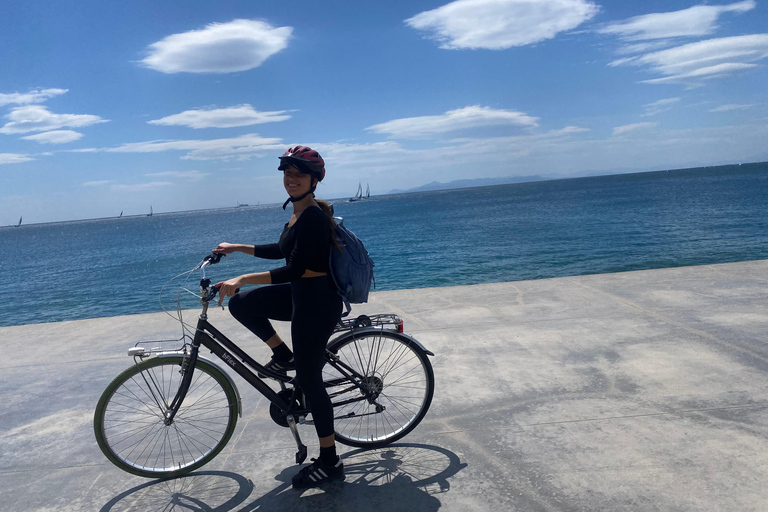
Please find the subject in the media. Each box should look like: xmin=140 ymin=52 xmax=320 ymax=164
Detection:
xmin=153 ymin=353 xmax=243 ymax=418
xmin=328 ymin=328 xmax=434 ymax=357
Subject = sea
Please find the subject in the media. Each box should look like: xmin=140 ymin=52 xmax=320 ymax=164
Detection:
xmin=1 ymin=162 xmax=767 ymax=328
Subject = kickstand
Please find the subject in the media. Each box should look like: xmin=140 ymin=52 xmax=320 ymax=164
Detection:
xmin=286 ymin=414 xmax=308 ymax=465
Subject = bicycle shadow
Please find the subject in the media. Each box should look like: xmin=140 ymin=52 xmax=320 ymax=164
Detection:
xmin=99 ymin=443 xmax=467 ymax=512
xmin=99 ymin=470 xmax=254 ymax=512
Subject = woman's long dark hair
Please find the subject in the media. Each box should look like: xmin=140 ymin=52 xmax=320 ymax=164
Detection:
xmin=315 ymin=198 xmax=343 ymax=252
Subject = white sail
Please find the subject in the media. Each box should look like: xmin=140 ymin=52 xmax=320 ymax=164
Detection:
xmin=349 ymin=182 xmax=363 ymax=202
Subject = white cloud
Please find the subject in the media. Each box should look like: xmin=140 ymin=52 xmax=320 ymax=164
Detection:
xmin=148 ymin=105 xmax=291 ymax=129
xmin=105 ymin=133 xmax=283 ymax=161
xmin=0 ymin=153 xmax=34 ymax=165
xmin=318 ymin=122 xmax=768 ymax=196
xmin=405 ymin=0 xmax=599 ymax=50
xmin=141 ymin=19 xmax=292 ymax=73
xmin=367 ymin=106 xmax=540 ymax=139
xmin=111 ymin=182 xmax=173 ymax=192
xmin=611 ymin=34 xmax=768 ymax=86
xmin=613 ymin=122 xmax=658 ymax=136
xmin=84 ymin=180 xmax=174 ymax=192
xmin=710 ymin=103 xmax=755 ymax=112
xmin=643 ymin=62 xmax=758 ymax=84
xmin=21 ymin=130 xmax=84 ymax=144
xmin=145 ymin=170 xmax=209 ymax=181
xmin=0 ymin=88 xmax=68 ymax=107
xmin=599 ymin=1 xmax=755 ymax=41
xmin=614 ymin=41 xmax=675 ymax=56
xmin=311 ymin=126 xmax=591 ymax=184
xmin=0 ymin=105 xmax=108 ymax=134
xmin=642 ymin=97 xmax=680 ymax=116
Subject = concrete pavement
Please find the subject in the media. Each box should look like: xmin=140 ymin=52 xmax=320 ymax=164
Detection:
xmin=1 ymin=260 xmax=767 ymax=511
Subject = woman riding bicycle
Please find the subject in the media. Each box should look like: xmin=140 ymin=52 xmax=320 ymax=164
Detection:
xmin=212 ymin=146 xmax=345 ymax=488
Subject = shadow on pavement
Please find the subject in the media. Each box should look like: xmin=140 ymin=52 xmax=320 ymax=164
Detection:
xmin=99 ymin=471 xmax=254 ymax=512
xmin=100 ymin=443 xmax=467 ymax=512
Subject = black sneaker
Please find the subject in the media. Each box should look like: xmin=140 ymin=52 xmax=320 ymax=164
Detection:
xmin=257 ymin=357 xmax=295 ymax=378
xmin=292 ymin=458 xmax=345 ymax=489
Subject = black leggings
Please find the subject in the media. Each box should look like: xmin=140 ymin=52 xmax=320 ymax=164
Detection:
xmin=228 ymin=276 xmax=342 ymax=438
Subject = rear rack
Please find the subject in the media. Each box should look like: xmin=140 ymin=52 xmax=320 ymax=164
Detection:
xmin=334 ymin=314 xmax=403 ymax=334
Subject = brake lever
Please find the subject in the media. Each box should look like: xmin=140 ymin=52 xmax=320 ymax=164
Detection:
xmin=201 ymin=285 xmax=239 ymax=305
xmin=202 ymin=285 xmax=220 ymax=303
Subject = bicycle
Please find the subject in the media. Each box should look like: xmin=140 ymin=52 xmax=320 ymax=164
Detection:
xmin=93 ymin=253 xmax=435 ymax=479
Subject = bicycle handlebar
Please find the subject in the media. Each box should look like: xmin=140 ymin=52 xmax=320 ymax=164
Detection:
xmin=198 ymin=253 xmax=238 ymax=303
xmin=206 ymin=252 xmax=225 ymax=265
xmin=197 ymin=252 xmax=225 ymax=270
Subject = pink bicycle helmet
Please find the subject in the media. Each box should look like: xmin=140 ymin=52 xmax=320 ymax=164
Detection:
xmin=278 ymin=146 xmax=325 ymax=182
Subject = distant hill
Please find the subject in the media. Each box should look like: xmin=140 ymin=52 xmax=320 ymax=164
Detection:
xmin=388 ymin=175 xmax=550 ymax=194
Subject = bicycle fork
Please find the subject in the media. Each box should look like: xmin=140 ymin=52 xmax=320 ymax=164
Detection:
xmin=138 ymin=343 xmax=200 ymax=426
xmin=165 ymin=350 xmax=199 ymax=425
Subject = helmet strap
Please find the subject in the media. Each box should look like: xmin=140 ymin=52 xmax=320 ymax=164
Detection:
xmin=282 ymin=182 xmax=317 ymax=210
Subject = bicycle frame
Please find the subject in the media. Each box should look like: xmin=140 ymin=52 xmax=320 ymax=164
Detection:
xmin=133 ymin=257 xmax=429 ymax=465
xmin=157 ymin=281 xmax=385 ymax=464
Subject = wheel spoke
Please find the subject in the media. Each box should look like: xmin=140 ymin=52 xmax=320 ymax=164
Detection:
xmin=95 ymin=357 xmax=238 ymax=477
xmin=328 ymin=332 xmax=433 ymax=447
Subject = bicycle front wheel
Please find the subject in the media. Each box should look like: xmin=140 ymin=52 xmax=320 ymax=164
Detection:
xmin=94 ymin=355 xmax=239 ymax=479
xmin=325 ymin=331 xmax=434 ymax=448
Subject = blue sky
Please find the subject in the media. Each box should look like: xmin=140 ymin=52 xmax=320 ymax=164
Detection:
xmin=2 ymin=0 xmax=767 ymax=223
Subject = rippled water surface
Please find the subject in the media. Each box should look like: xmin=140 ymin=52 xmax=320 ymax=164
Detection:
xmin=2 ymin=163 xmax=767 ymax=326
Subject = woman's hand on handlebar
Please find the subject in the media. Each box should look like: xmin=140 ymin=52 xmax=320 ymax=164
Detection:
xmin=214 ymin=276 xmax=244 ymax=306
xmin=212 ymin=242 xmax=240 ymax=255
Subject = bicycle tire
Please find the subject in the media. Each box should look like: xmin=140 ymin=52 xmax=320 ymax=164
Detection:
xmin=94 ymin=355 xmax=239 ymax=479
xmin=325 ymin=331 xmax=434 ymax=448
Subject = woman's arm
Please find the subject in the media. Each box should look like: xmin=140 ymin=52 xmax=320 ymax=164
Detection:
xmin=213 ymin=243 xmax=252 ymax=255
xmin=213 ymin=242 xmax=283 ymax=259
xmin=214 ymin=271 xmax=272 ymax=306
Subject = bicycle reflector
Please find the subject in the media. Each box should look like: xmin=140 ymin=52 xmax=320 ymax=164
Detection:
xmin=397 ymin=318 xmax=404 ymax=333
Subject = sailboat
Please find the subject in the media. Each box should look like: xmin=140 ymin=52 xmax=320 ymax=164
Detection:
xmin=119 ymin=211 xmax=123 ymax=218
xmin=349 ymin=182 xmax=364 ymax=202
xmin=349 ymin=182 xmax=362 ymax=202
xmin=14 ymin=216 xmax=22 ymax=228
xmin=365 ymin=183 xmax=370 ymax=199
xmin=147 ymin=206 xmax=153 ymax=217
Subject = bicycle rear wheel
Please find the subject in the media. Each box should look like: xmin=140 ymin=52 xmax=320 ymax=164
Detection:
xmin=94 ymin=355 xmax=239 ymax=479
xmin=325 ymin=331 xmax=434 ymax=448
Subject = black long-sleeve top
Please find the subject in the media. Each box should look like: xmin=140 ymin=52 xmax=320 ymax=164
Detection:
xmin=253 ymin=205 xmax=331 ymax=284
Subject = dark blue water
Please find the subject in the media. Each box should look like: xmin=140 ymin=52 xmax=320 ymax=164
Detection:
xmin=2 ymin=163 xmax=767 ymax=327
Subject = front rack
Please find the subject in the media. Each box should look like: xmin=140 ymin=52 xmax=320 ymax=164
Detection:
xmin=334 ymin=314 xmax=403 ymax=334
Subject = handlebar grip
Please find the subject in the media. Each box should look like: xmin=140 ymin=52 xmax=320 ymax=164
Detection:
xmin=205 ymin=253 xmax=225 ymax=264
